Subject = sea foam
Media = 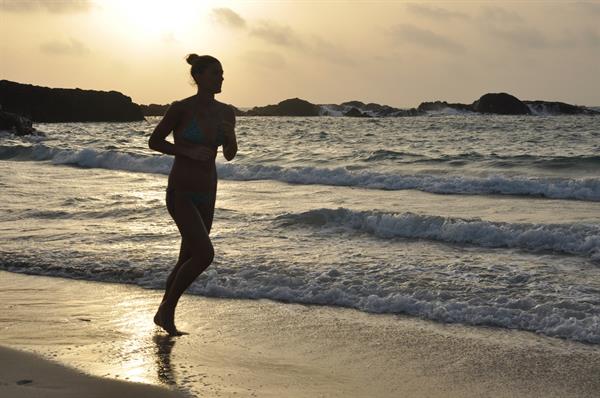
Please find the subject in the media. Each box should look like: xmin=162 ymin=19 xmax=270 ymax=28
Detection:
xmin=276 ymin=208 xmax=600 ymax=261
xmin=3 ymin=143 xmax=600 ymax=201
xmin=2 ymin=253 xmax=599 ymax=344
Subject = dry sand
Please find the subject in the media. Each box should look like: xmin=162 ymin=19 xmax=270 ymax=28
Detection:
xmin=1 ymin=270 xmax=599 ymax=397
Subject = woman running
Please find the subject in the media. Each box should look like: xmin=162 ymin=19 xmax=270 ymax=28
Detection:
xmin=149 ymin=54 xmax=237 ymax=335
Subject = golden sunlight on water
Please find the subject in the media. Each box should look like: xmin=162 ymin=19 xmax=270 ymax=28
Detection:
xmin=111 ymin=294 xmax=162 ymax=384
xmin=84 ymin=287 xmax=185 ymax=387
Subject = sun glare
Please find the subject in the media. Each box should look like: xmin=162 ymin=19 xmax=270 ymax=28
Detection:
xmin=103 ymin=0 xmax=207 ymax=42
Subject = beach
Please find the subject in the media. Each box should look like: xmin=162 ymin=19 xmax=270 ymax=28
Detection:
xmin=1 ymin=270 xmax=599 ymax=397
xmin=1 ymin=114 xmax=600 ymax=396
xmin=2 ymin=1 xmax=600 ymax=396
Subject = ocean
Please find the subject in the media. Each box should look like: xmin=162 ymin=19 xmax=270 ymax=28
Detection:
xmin=1 ymin=114 xmax=599 ymax=344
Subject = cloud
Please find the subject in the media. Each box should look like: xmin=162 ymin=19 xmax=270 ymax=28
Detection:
xmin=483 ymin=21 xmax=600 ymax=50
xmin=477 ymin=6 xmax=596 ymax=50
xmin=405 ymin=3 xmax=469 ymax=20
xmin=210 ymin=7 xmax=246 ymax=29
xmin=581 ymin=28 xmax=600 ymax=47
xmin=480 ymin=6 xmax=523 ymax=24
xmin=250 ymin=21 xmax=305 ymax=48
xmin=249 ymin=22 xmax=354 ymax=67
xmin=0 ymin=0 xmax=92 ymax=13
xmin=243 ymin=50 xmax=287 ymax=69
xmin=40 ymin=38 xmax=90 ymax=55
xmin=306 ymin=36 xmax=355 ymax=66
xmin=489 ymin=26 xmax=550 ymax=49
xmin=209 ymin=9 xmax=351 ymax=67
xmin=476 ymin=6 xmax=554 ymax=50
xmin=574 ymin=2 xmax=600 ymax=15
xmin=391 ymin=24 xmax=465 ymax=53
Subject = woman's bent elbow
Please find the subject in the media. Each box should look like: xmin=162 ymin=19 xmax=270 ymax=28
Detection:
xmin=148 ymin=137 xmax=159 ymax=151
xmin=224 ymin=150 xmax=236 ymax=161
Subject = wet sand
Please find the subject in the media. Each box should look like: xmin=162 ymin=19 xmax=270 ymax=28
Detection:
xmin=1 ymin=270 xmax=599 ymax=397
xmin=0 ymin=345 xmax=185 ymax=398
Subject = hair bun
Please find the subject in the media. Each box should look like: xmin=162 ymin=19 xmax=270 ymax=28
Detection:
xmin=186 ymin=53 xmax=200 ymax=65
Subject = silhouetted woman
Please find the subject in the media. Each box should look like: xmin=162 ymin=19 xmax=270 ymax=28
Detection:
xmin=149 ymin=54 xmax=237 ymax=335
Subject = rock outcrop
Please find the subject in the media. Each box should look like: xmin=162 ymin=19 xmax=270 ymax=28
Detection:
xmin=523 ymin=101 xmax=600 ymax=115
xmin=471 ymin=93 xmax=531 ymax=115
xmin=230 ymin=106 xmax=246 ymax=116
xmin=0 ymin=80 xmax=144 ymax=122
xmin=245 ymin=98 xmax=320 ymax=116
xmin=3 ymin=79 xmax=597 ymax=121
xmin=417 ymin=101 xmax=472 ymax=113
xmin=322 ymin=101 xmax=422 ymax=117
xmin=139 ymin=103 xmax=169 ymax=116
xmin=343 ymin=107 xmax=371 ymax=117
xmin=0 ymin=109 xmax=44 ymax=136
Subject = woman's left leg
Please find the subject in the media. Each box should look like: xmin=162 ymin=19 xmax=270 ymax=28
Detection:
xmin=160 ymin=198 xmax=214 ymax=304
xmin=160 ymin=240 xmax=191 ymax=304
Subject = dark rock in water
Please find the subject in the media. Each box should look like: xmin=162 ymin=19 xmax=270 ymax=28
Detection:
xmin=0 ymin=109 xmax=45 ymax=136
xmin=141 ymin=103 xmax=246 ymax=117
xmin=362 ymin=102 xmax=421 ymax=117
xmin=230 ymin=105 xmax=246 ymax=116
xmin=139 ymin=103 xmax=169 ymax=116
xmin=383 ymin=107 xmax=420 ymax=116
xmin=246 ymin=98 xmax=320 ymax=116
xmin=0 ymin=80 xmax=144 ymax=122
xmin=417 ymin=100 xmax=472 ymax=113
xmin=523 ymin=100 xmax=600 ymax=115
xmin=472 ymin=93 xmax=531 ymax=115
xmin=344 ymin=107 xmax=370 ymax=117
xmin=341 ymin=100 xmax=366 ymax=108
xmin=324 ymin=101 xmax=423 ymax=117
xmin=394 ymin=108 xmax=423 ymax=117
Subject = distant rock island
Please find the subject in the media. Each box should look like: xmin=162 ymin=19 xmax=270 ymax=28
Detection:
xmin=0 ymin=80 xmax=144 ymax=122
xmin=240 ymin=93 xmax=597 ymax=117
xmin=141 ymin=94 xmax=597 ymax=118
xmin=0 ymin=80 xmax=597 ymax=128
xmin=418 ymin=93 xmax=599 ymax=116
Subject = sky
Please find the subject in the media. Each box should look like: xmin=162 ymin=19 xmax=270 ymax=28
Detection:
xmin=1 ymin=0 xmax=599 ymax=108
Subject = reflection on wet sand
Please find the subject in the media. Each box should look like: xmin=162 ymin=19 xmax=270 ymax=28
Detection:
xmin=153 ymin=333 xmax=177 ymax=386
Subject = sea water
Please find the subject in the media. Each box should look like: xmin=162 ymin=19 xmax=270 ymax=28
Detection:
xmin=1 ymin=114 xmax=599 ymax=343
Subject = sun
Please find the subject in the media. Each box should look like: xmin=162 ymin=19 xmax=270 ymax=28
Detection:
xmin=101 ymin=0 xmax=209 ymax=41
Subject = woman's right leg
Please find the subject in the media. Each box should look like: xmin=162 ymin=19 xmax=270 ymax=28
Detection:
xmin=160 ymin=240 xmax=191 ymax=304
xmin=160 ymin=195 xmax=215 ymax=304
xmin=155 ymin=191 xmax=215 ymax=335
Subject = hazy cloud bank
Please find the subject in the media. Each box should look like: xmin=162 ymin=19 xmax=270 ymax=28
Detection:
xmin=40 ymin=37 xmax=90 ymax=56
xmin=390 ymin=24 xmax=465 ymax=54
xmin=0 ymin=0 xmax=92 ymax=13
xmin=405 ymin=3 xmax=470 ymax=20
xmin=210 ymin=7 xmax=353 ymax=67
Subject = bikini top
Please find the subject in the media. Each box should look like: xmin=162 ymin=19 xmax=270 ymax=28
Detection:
xmin=180 ymin=115 xmax=225 ymax=147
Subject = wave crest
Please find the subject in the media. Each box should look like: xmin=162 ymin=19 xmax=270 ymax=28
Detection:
xmin=276 ymin=208 xmax=600 ymax=261
xmin=2 ymin=143 xmax=600 ymax=201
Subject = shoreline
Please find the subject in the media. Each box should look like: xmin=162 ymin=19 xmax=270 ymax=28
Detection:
xmin=1 ymin=270 xmax=599 ymax=397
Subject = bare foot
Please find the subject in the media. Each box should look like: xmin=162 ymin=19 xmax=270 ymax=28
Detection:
xmin=153 ymin=304 xmax=187 ymax=336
